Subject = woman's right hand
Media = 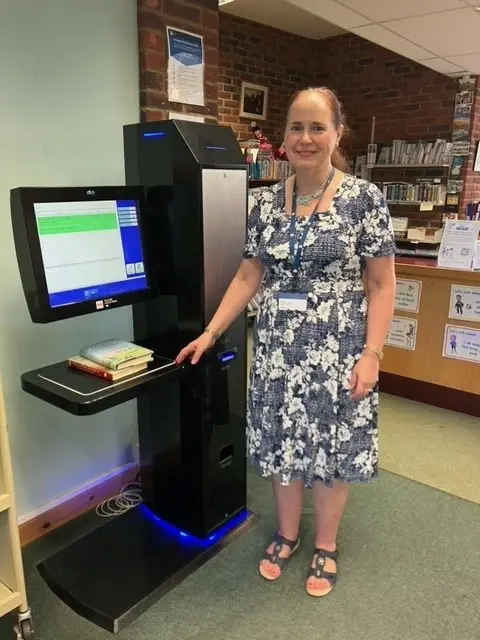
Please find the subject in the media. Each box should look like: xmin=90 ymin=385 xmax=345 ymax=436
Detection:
xmin=175 ymin=332 xmax=215 ymax=365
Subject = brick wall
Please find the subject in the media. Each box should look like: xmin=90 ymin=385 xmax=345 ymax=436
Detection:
xmin=138 ymin=0 xmax=219 ymax=122
xmin=217 ymin=19 xmax=458 ymax=157
xmin=313 ymin=33 xmax=457 ymax=159
xmin=459 ymin=77 xmax=480 ymax=213
xmin=218 ymin=14 xmax=316 ymax=141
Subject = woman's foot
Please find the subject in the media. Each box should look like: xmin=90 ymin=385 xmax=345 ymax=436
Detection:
xmin=259 ymin=534 xmax=300 ymax=581
xmin=306 ymin=546 xmax=338 ymax=597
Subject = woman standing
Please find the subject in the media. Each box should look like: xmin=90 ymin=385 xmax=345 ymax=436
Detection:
xmin=176 ymin=87 xmax=396 ymax=597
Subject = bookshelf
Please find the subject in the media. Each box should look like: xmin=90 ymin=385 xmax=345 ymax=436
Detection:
xmin=249 ymin=178 xmax=279 ymax=188
xmin=0 ymin=375 xmax=33 ymax=638
xmin=368 ymin=164 xmax=450 ymax=170
xmin=361 ymin=141 xmax=452 ymax=259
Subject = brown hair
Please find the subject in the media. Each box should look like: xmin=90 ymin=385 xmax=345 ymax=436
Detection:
xmin=286 ymin=87 xmax=351 ymax=173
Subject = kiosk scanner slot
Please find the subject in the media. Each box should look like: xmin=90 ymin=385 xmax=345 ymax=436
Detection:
xmin=13 ymin=121 xmax=256 ymax=634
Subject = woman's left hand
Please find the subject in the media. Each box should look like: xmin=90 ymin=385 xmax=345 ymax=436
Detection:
xmin=350 ymin=352 xmax=379 ymax=401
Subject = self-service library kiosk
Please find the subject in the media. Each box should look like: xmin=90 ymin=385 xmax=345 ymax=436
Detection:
xmin=12 ymin=121 xmax=256 ymax=633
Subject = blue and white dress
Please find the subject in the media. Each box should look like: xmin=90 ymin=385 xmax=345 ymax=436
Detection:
xmin=244 ymin=174 xmax=396 ymax=488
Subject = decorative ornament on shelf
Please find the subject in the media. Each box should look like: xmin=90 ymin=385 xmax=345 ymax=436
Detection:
xmin=275 ymin=141 xmax=288 ymax=161
xmin=252 ymin=125 xmax=272 ymax=151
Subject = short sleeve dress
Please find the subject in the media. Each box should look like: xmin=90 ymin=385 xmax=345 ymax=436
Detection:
xmin=243 ymin=174 xmax=396 ymax=489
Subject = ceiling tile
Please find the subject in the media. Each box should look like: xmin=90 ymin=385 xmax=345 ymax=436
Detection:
xmin=446 ymin=52 xmax=480 ymax=74
xmin=221 ymin=0 xmax=345 ymax=39
xmin=420 ymin=57 xmax=465 ymax=74
xmin=351 ymin=24 xmax=434 ymax=60
xmin=383 ymin=8 xmax=480 ymax=57
xmin=286 ymin=0 xmax=372 ymax=28
xmin=337 ymin=0 xmax=465 ymax=22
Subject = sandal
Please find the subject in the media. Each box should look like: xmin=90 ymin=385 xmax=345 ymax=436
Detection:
xmin=258 ymin=533 xmax=300 ymax=581
xmin=306 ymin=547 xmax=338 ymax=597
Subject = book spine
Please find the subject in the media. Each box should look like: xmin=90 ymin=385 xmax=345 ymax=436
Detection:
xmin=68 ymin=359 xmax=114 ymax=380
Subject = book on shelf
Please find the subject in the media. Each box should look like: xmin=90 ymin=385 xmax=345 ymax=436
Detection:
xmin=375 ymin=178 xmax=446 ymax=205
xmin=67 ymin=356 xmax=149 ymax=381
xmin=66 ymin=338 xmax=154 ymax=382
xmin=373 ymin=139 xmax=452 ymax=166
xmin=249 ymin=159 xmax=294 ymax=181
xmin=78 ymin=338 xmax=153 ymax=371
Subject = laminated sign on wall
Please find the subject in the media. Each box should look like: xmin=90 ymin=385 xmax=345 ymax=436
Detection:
xmin=167 ymin=27 xmax=204 ymax=106
xmin=385 ymin=316 xmax=418 ymax=351
xmin=443 ymin=325 xmax=480 ymax=364
xmin=449 ymin=284 xmax=480 ymax=322
xmin=395 ymin=279 xmax=422 ymax=313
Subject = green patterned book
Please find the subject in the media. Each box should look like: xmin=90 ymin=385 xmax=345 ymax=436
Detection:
xmin=79 ymin=339 xmax=153 ymax=371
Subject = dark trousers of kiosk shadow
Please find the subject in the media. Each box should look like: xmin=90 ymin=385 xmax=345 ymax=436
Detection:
xmin=15 ymin=121 xmax=256 ymax=634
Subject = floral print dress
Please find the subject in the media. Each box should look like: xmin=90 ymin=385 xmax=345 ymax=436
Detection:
xmin=244 ymin=174 xmax=396 ymax=488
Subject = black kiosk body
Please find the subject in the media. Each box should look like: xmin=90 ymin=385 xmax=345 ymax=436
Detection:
xmin=14 ymin=121 xmax=254 ymax=633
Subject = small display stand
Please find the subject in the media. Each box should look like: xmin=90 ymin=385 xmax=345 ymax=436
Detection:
xmin=0 ymin=375 xmax=33 ymax=639
xmin=21 ymin=354 xmax=181 ymax=416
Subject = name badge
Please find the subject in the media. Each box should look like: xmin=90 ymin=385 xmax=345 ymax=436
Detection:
xmin=278 ymin=292 xmax=308 ymax=312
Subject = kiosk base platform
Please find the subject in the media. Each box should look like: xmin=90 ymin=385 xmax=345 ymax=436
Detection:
xmin=37 ymin=505 xmax=257 ymax=634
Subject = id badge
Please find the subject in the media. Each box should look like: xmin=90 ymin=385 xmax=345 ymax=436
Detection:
xmin=278 ymin=292 xmax=308 ymax=311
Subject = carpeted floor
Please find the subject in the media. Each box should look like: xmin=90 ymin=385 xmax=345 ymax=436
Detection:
xmin=378 ymin=394 xmax=480 ymax=504
xmin=1 ymin=469 xmax=479 ymax=640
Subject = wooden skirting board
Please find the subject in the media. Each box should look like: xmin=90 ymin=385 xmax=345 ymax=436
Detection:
xmin=19 ymin=464 xmax=139 ymax=547
xmin=379 ymin=372 xmax=480 ymax=418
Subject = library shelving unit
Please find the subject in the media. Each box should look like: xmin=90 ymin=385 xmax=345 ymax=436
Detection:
xmin=0 ymin=375 xmax=33 ymax=639
xmin=366 ymin=162 xmax=450 ymax=259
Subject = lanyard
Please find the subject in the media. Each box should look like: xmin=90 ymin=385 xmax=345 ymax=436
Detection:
xmin=288 ymin=169 xmax=335 ymax=274
xmin=289 ymin=197 xmax=317 ymax=274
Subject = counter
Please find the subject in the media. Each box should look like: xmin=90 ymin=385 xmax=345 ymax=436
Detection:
xmin=380 ymin=258 xmax=480 ymax=417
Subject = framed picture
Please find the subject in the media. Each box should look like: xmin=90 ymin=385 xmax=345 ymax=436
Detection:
xmin=240 ymin=82 xmax=268 ymax=120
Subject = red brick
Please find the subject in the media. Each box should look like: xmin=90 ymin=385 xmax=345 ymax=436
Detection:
xmin=140 ymin=50 xmax=166 ymax=73
xmin=143 ymin=109 xmax=166 ymax=122
xmin=164 ymin=0 xmax=200 ymax=24
xmin=139 ymin=0 xmax=162 ymax=8
xmin=138 ymin=10 xmax=165 ymax=30
xmin=202 ymin=9 xmax=218 ymax=31
xmin=140 ymin=70 xmax=164 ymax=92
xmin=140 ymin=89 xmax=168 ymax=109
xmin=138 ymin=29 xmax=165 ymax=52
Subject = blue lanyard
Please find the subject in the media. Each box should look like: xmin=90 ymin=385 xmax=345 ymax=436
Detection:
xmin=289 ymin=192 xmax=318 ymax=274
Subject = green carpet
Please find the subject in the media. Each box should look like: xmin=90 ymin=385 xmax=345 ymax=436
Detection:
xmin=2 ymin=470 xmax=479 ymax=640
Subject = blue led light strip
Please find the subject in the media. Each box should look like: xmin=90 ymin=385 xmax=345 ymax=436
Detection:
xmin=140 ymin=505 xmax=250 ymax=548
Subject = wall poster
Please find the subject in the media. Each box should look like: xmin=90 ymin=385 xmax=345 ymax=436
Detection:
xmin=167 ymin=27 xmax=204 ymax=106
xmin=395 ymin=279 xmax=422 ymax=313
xmin=385 ymin=316 xmax=418 ymax=351
xmin=443 ymin=325 xmax=480 ymax=364
xmin=449 ymin=284 xmax=480 ymax=322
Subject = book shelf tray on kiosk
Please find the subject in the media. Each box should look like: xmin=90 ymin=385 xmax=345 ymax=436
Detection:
xmin=21 ymin=354 xmax=183 ymax=416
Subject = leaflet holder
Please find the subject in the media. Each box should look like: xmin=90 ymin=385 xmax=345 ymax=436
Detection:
xmin=13 ymin=120 xmax=256 ymax=633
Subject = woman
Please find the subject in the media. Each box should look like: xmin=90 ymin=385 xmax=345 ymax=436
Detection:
xmin=176 ymin=87 xmax=396 ymax=597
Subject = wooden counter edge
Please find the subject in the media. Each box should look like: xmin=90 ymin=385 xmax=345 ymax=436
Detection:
xmin=395 ymin=260 xmax=480 ymax=283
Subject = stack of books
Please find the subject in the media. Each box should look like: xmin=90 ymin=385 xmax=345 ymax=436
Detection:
xmin=67 ymin=338 xmax=154 ymax=381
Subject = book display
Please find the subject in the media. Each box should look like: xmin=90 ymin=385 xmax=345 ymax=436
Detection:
xmin=357 ymin=133 xmax=454 ymax=260
xmin=67 ymin=339 xmax=154 ymax=382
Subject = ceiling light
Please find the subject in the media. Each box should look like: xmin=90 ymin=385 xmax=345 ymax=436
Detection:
xmin=476 ymin=6 xmax=480 ymax=12
xmin=219 ymin=0 xmax=236 ymax=5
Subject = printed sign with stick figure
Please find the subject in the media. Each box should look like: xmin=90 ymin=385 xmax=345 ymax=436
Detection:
xmin=385 ymin=316 xmax=418 ymax=351
xmin=449 ymin=285 xmax=480 ymax=322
